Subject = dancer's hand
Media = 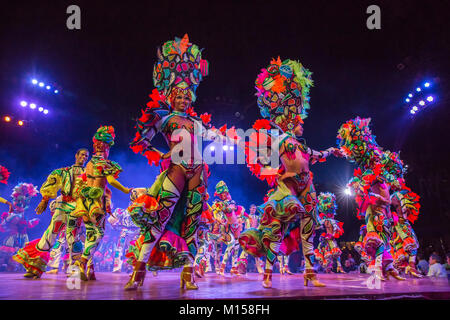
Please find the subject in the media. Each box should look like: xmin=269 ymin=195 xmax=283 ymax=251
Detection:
xmin=35 ymin=199 xmax=49 ymax=215
xmin=330 ymin=147 xmax=344 ymax=157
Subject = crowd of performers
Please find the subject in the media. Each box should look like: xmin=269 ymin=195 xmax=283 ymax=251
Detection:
xmin=0 ymin=34 xmax=422 ymax=290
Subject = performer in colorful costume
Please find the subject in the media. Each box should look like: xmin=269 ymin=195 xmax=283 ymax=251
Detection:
xmin=236 ymin=204 xmax=264 ymax=274
xmin=313 ymin=192 xmax=345 ymax=273
xmin=0 ymin=165 xmax=13 ymax=213
xmin=239 ymin=57 xmax=342 ymax=288
xmin=193 ymin=194 xmax=215 ymax=277
xmin=108 ymin=208 xmax=140 ymax=273
xmin=13 ymin=149 xmax=88 ymax=278
xmin=71 ymin=126 xmax=130 ymax=281
xmin=337 ymin=117 xmax=408 ymax=280
xmin=127 ymin=34 xmax=234 ymax=290
xmin=354 ymin=224 xmax=372 ymax=271
xmin=385 ymin=152 xmax=421 ymax=277
xmin=212 ymin=181 xmax=246 ymax=276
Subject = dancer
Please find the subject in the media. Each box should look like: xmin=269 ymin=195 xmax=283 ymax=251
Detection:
xmin=71 ymin=126 xmax=130 ymax=281
xmin=194 ymin=196 xmax=215 ymax=277
xmin=127 ymin=34 xmax=234 ymax=290
xmin=239 ymin=57 xmax=342 ymax=288
xmin=13 ymin=149 xmax=88 ymax=278
xmin=313 ymin=192 xmax=345 ymax=273
xmin=236 ymin=204 xmax=264 ymax=274
xmin=0 ymin=165 xmax=13 ymax=212
xmin=354 ymin=224 xmax=372 ymax=272
xmin=212 ymin=181 xmax=246 ymax=276
xmin=109 ymin=208 xmax=140 ymax=273
xmin=338 ymin=117 xmax=406 ymax=281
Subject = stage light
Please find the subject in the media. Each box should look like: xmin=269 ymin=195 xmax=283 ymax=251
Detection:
xmin=230 ymin=146 xmax=234 ymax=150
xmin=427 ymin=96 xmax=434 ymax=102
xmin=408 ymin=93 xmax=413 ymax=98
xmin=38 ymin=82 xmax=44 ymax=87
xmin=20 ymin=101 xmax=27 ymax=107
xmin=416 ymin=87 xmax=421 ymax=92
xmin=38 ymin=107 xmax=43 ymax=112
xmin=30 ymin=103 xmax=37 ymax=109
xmin=4 ymin=116 xmax=11 ymax=122
xmin=31 ymin=79 xmax=38 ymax=85
xmin=424 ymin=82 xmax=430 ymax=87
xmin=410 ymin=109 xmax=416 ymax=114
xmin=419 ymin=100 xmax=425 ymax=106
xmin=46 ymin=85 xmax=51 ymax=90
xmin=412 ymin=106 xmax=418 ymax=111
xmin=223 ymin=145 xmax=229 ymax=151
xmin=210 ymin=146 xmax=215 ymax=151
xmin=43 ymin=109 xmax=49 ymax=114
xmin=344 ymin=187 xmax=352 ymax=196
xmin=54 ymin=89 xmax=59 ymax=94
xmin=405 ymin=98 xmax=410 ymax=103
xmin=18 ymin=120 xmax=24 ymax=126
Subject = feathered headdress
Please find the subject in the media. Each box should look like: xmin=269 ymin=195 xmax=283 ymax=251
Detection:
xmin=336 ymin=117 xmax=382 ymax=170
xmin=380 ymin=150 xmax=406 ymax=188
xmin=11 ymin=183 xmax=38 ymax=210
xmin=93 ymin=126 xmax=116 ymax=147
xmin=317 ymin=192 xmax=338 ymax=219
xmin=153 ymin=34 xmax=209 ymax=104
xmin=255 ymin=57 xmax=313 ymax=133
xmin=0 ymin=165 xmax=10 ymax=184
xmin=214 ymin=181 xmax=229 ymax=197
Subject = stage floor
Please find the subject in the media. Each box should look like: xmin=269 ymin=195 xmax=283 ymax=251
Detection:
xmin=0 ymin=271 xmax=448 ymax=300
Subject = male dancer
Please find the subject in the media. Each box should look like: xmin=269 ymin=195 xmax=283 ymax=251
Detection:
xmin=239 ymin=57 xmax=342 ymax=288
xmin=13 ymin=149 xmax=88 ymax=278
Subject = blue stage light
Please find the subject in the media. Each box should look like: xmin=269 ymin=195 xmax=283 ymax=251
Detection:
xmin=405 ymin=98 xmax=410 ymax=103
xmin=20 ymin=101 xmax=27 ymax=107
xmin=412 ymin=106 xmax=418 ymax=111
xmin=408 ymin=93 xmax=413 ymax=98
xmin=30 ymin=103 xmax=36 ymax=109
xmin=54 ymin=89 xmax=59 ymax=94
xmin=46 ymin=85 xmax=51 ymax=90
xmin=410 ymin=109 xmax=416 ymax=114
xmin=38 ymin=82 xmax=44 ymax=87
xmin=426 ymin=96 xmax=434 ymax=102
xmin=344 ymin=187 xmax=352 ymax=196
xmin=38 ymin=107 xmax=43 ymax=112
xmin=416 ymin=87 xmax=421 ymax=92
xmin=419 ymin=100 xmax=425 ymax=106
xmin=43 ymin=109 xmax=49 ymax=114
xmin=223 ymin=145 xmax=229 ymax=151
xmin=210 ymin=146 xmax=215 ymax=151
xmin=31 ymin=79 xmax=38 ymax=85
xmin=230 ymin=146 xmax=234 ymax=151
xmin=424 ymin=82 xmax=430 ymax=87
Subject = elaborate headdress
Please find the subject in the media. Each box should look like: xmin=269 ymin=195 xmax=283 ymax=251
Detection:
xmin=93 ymin=125 xmax=115 ymax=152
xmin=317 ymin=192 xmax=338 ymax=219
xmin=255 ymin=57 xmax=313 ymax=133
xmin=0 ymin=165 xmax=10 ymax=184
xmin=11 ymin=183 xmax=38 ymax=210
xmin=214 ymin=180 xmax=229 ymax=197
xmin=153 ymin=34 xmax=209 ymax=105
xmin=380 ymin=150 xmax=405 ymax=188
xmin=336 ymin=117 xmax=382 ymax=170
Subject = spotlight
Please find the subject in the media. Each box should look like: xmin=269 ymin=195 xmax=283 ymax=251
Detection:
xmin=31 ymin=79 xmax=38 ymax=85
xmin=230 ymin=146 xmax=234 ymax=150
xmin=408 ymin=93 xmax=413 ymax=98
xmin=210 ymin=146 xmax=215 ymax=151
xmin=38 ymin=82 xmax=44 ymax=87
xmin=20 ymin=101 xmax=28 ymax=107
xmin=424 ymin=82 xmax=430 ymax=87
xmin=46 ymin=85 xmax=51 ymax=90
xmin=426 ymin=96 xmax=434 ymax=102
xmin=416 ymin=87 xmax=421 ymax=92
xmin=344 ymin=187 xmax=352 ymax=196
xmin=405 ymin=98 xmax=410 ymax=103
xmin=412 ymin=106 xmax=418 ymax=111
xmin=410 ymin=109 xmax=416 ymax=114
xmin=223 ymin=145 xmax=229 ymax=151
xmin=419 ymin=100 xmax=425 ymax=106
xmin=30 ymin=103 xmax=37 ymax=109
xmin=54 ymin=89 xmax=59 ymax=94
xmin=38 ymin=107 xmax=44 ymax=112
xmin=4 ymin=116 xmax=11 ymax=122
xmin=43 ymin=109 xmax=49 ymax=114
xmin=18 ymin=120 xmax=24 ymax=126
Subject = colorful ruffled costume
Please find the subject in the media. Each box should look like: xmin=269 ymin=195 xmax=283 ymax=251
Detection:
xmin=239 ymin=57 xmax=339 ymax=288
xmin=13 ymin=162 xmax=86 ymax=278
xmin=337 ymin=117 xmax=418 ymax=280
xmin=126 ymin=34 xmax=234 ymax=290
xmin=313 ymin=192 xmax=345 ymax=273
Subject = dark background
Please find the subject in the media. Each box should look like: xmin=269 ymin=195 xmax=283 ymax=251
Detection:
xmin=0 ymin=0 xmax=449 ymax=252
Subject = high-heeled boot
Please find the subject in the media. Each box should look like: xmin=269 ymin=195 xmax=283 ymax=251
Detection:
xmin=180 ymin=266 xmax=198 ymax=290
xmin=124 ymin=261 xmax=147 ymax=290
xmin=74 ymin=257 xmax=89 ymax=281
xmin=405 ymin=261 xmax=422 ymax=278
xmin=87 ymin=261 xmax=96 ymax=280
xmin=284 ymin=265 xmax=293 ymax=275
xmin=262 ymin=269 xmax=273 ymax=288
xmin=230 ymin=266 xmax=240 ymax=276
xmin=303 ymin=269 xmax=326 ymax=287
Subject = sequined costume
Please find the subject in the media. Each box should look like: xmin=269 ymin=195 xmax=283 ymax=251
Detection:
xmin=239 ymin=57 xmax=341 ymax=288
